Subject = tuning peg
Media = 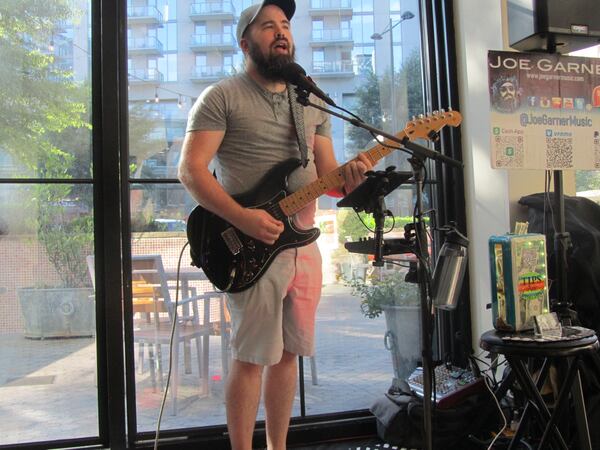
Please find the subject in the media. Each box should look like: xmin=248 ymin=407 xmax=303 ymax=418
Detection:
xmin=432 ymin=110 xmax=439 ymax=116
xmin=418 ymin=114 xmax=424 ymax=119
xmin=448 ymin=107 xmax=453 ymax=111
xmin=440 ymin=108 xmax=446 ymax=113
xmin=411 ymin=115 xmax=416 ymax=121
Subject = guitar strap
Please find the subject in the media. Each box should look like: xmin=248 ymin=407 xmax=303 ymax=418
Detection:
xmin=287 ymin=83 xmax=309 ymax=168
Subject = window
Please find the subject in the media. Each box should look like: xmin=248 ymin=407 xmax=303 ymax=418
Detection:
xmin=195 ymin=53 xmax=207 ymax=68
xmin=351 ymin=14 xmax=374 ymax=44
xmin=351 ymin=0 xmax=373 ymax=13
xmin=1 ymin=2 xmax=97 ymax=446
xmin=569 ymin=45 xmax=600 ymax=203
xmin=312 ymin=18 xmax=324 ymax=40
xmin=158 ymin=22 xmax=178 ymax=51
xmin=313 ymin=48 xmax=325 ymax=71
xmin=195 ymin=22 xmax=206 ymax=35
xmin=2 ymin=1 xmax=463 ymax=448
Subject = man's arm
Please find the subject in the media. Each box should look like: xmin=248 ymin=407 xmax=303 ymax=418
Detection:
xmin=312 ymin=134 xmax=372 ymax=197
xmin=178 ymin=130 xmax=284 ymax=244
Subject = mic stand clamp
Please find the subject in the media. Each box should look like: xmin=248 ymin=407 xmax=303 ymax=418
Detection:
xmin=294 ymin=87 xmax=311 ymax=107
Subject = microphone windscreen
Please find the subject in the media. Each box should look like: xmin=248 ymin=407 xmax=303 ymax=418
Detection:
xmin=281 ymin=62 xmax=306 ymax=84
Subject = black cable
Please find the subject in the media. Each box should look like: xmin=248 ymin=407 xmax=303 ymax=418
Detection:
xmin=382 ymin=259 xmax=412 ymax=268
xmin=355 ymin=209 xmax=396 ymax=235
xmin=153 ymin=241 xmax=189 ymax=450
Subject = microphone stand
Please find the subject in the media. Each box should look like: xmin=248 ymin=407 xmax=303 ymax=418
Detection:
xmin=294 ymin=88 xmax=462 ymax=450
xmin=294 ymin=89 xmax=463 ymax=169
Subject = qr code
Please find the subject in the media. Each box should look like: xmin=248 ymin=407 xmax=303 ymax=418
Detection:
xmin=545 ymin=137 xmax=573 ymax=168
xmin=595 ymin=138 xmax=600 ymax=169
xmin=493 ymin=135 xmax=524 ymax=168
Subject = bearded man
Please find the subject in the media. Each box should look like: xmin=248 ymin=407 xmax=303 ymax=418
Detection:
xmin=178 ymin=1 xmax=371 ymax=448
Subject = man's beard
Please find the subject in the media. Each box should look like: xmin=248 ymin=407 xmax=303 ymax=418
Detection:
xmin=247 ymin=38 xmax=295 ymax=81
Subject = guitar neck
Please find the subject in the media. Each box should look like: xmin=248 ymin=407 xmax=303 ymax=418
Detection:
xmin=279 ymin=130 xmax=408 ymax=217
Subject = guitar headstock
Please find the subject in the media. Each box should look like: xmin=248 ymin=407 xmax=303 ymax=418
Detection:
xmin=403 ymin=109 xmax=463 ymax=142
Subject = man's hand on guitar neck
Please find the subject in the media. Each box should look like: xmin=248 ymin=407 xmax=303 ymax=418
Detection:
xmin=342 ymin=152 xmax=373 ymax=195
xmin=236 ymin=208 xmax=284 ymax=245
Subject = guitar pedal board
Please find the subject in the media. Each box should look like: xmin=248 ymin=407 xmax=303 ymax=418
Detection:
xmin=407 ymin=364 xmax=484 ymax=409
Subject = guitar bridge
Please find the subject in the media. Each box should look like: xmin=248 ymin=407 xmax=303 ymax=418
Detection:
xmin=221 ymin=227 xmax=242 ymax=255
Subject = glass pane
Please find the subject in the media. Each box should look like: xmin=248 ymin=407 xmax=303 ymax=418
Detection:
xmin=127 ymin=0 xmax=426 ymax=428
xmin=0 ymin=3 xmax=93 ymax=180
xmin=570 ymin=45 xmax=600 ymax=204
xmin=0 ymin=184 xmax=97 ymax=444
xmin=129 ymin=184 xmax=231 ymax=429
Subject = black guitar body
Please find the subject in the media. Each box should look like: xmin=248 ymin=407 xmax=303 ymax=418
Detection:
xmin=186 ymin=158 xmax=320 ymax=293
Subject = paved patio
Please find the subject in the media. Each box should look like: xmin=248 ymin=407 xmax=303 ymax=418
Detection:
xmin=0 ymin=283 xmax=408 ymax=446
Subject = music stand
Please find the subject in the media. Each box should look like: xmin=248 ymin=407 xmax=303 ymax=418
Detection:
xmin=337 ymin=167 xmax=412 ymax=213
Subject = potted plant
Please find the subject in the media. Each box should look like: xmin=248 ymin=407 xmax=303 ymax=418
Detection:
xmin=18 ymin=184 xmax=95 ymax=339
xmin=350 ymin=269 xmax=422 ymax=386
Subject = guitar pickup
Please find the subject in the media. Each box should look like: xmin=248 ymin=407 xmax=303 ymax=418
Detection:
xmin=221 ymin=228 xmax=243 ymax=255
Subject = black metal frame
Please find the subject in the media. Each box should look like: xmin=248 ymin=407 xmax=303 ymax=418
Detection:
xmin=420 ymin=0 xmax=471 ymax=367
xmin=94 ymin=0 xmax=127 ymax=448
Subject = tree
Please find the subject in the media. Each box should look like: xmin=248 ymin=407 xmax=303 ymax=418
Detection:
xmin=346 ymin=49 xmax=424 ymax=159
xmin=128 ymin=103 xmax=168 ymax=177
xmin=0 ymin=0 xmax=88 ymax=177
xmin=576 ymin=170 xmax=600 ymax=192
xmin=346 ymin=69 xmax=383 ymax=156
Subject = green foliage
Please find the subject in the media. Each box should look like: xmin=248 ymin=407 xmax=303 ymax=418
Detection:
xmin=346 ymin=49 xmax=424 ymax=157
xmin=0 ymin=0 xmax=88 ymax=176
xmin=349 ymin=271 xmax=420 ymax=318
xmin=35 ymin=185 xmax=93 ymax=288
xmin=336 ymin=209 xmax=417 ymax=244
xmin=576 ymin=170 xmax=600 ymax=192
xmin=398 ymin=48 xmax=424 ymax=120
xmin=346 ymin=69 xmax=383 ymax=154
xmin=128 ymin=104 xmax=168 ymax=176
xmin=0 ymin=2 xmax=97 ymax=287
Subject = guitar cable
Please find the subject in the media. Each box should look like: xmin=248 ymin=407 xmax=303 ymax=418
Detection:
xmin=153 ymin=240 xmax=189 ymax=450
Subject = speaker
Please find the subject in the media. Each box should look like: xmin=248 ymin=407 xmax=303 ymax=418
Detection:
xmin=508 ymin=0 xmax=600 ymax=53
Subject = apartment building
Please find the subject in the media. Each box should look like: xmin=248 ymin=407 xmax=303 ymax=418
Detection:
xmin=125 ymin=3 xmax=417 ymax=153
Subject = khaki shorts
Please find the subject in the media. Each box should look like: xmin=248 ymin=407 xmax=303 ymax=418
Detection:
xmin=226 ymin=242 xmax=322 ymax=366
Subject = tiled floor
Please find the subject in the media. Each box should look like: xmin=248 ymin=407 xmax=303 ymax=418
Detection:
xmin=0 ymin=284 xmax=405 ymax=446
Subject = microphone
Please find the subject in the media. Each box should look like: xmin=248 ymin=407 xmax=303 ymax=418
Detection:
xmin=281 ymin=62 xmax=336 ymax=107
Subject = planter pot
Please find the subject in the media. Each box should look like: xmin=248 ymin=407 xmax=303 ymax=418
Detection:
xmin=382 ymin=305 xmax=422 ymax=383
xmin=18 ymin=288 xmax=95 ymax=339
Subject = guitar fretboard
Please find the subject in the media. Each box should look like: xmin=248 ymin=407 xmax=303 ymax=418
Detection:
xmin=279 ymin=131 xmax=406 ymax=217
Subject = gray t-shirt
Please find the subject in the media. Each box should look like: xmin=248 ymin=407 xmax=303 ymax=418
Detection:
xmin=186 ymin=73 xmax=332 ymax=227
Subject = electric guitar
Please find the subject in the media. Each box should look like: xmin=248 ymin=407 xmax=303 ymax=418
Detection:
xmin=186 ymin=110 xmax=462 ymax=293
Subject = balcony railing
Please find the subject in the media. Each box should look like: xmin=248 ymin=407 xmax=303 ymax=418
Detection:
xmin=310 ymin=0 xmax=352 ymax=9
xmin=128 ymin=36 xmax=164 ymax=54
xmin=128 ymin=68 xmax=164 ymax=83
xmin=311 ymin=28 xmax=353 ymax=44
xmin=127 ymin=5 xmax=163 ymax=23
xmin=190 ymin=1 xmax=235 ymax=20
xmin=190 ymin=65 xmax=235 ymax=81
xmin=190 ymin=33 xmax=236 ymax=50
xmin=312 ymin=60 xmax=354 ymax=75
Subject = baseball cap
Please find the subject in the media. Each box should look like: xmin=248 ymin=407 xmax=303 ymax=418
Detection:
xmin=236 ymin=0 xmax=296 ymax=45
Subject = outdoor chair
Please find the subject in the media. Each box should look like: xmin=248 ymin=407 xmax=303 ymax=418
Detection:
xmin=87 ymin=254 xmax=230 ymax=415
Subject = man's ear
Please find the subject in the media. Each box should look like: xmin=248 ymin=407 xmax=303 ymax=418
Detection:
xmin=239 ymin=37 xmax=249 ymax=54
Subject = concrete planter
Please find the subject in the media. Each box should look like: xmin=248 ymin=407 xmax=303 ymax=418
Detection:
xmin=382 ymin=305 xmax=422 ymax=383
xmin=18 ymin=288 xmax=95 ymax=339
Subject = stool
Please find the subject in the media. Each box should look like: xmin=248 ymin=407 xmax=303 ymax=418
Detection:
xmin=480 ymin=328 xmax=599 ymax=450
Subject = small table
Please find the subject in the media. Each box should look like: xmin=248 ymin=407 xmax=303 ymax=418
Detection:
xmin=480 ymin=328 xmax=599 ymax=450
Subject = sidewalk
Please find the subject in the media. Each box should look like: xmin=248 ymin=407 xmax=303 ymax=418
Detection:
xmin=0 ymin=284 xmax=396 ymax=445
